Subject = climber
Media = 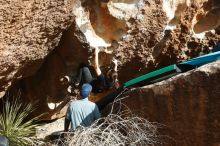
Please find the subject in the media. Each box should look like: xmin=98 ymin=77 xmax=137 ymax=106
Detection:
xmin=64 ymin=83 xmax=101 ymax=132
xmin=74 ymin=47 xmax=120 ymax=93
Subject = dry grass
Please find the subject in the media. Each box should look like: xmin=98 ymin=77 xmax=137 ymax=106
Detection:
xmin=62 ymin=114 xmax=159 ymax=146
xmin=45 ymin=95 xmax=160 ymax=146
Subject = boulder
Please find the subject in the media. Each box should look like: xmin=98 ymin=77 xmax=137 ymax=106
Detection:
xmin=119 ymin=60 xmax=220 ymax=146
xmin=0 ymin=0 xmax=75 ymax=97
xmin=1 ymin=0 xmax=220 ymax=121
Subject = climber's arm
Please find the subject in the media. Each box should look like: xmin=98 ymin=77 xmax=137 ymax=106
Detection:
xmin=112 ymin=58 xmax=118 ymax=72
xmin=94 ymin=47 xmax=102 ymax=76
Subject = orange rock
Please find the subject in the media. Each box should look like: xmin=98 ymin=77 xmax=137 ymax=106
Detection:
xmin=194 ymin=8 xmax=220 ymax=33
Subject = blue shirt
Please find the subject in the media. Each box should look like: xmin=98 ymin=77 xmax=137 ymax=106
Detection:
xmin=66 ymin=98 xmax=101 ymax=131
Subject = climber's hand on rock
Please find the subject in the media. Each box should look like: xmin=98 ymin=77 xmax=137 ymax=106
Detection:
xmin=95 ymin=47 xmax=100 ymax=55
xmin=112 ymin=58 xmax=118 ymax=65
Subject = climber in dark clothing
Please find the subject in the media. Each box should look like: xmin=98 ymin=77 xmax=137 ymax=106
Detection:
xmin=75 ymin=48 xmax=119 ymax=93
xmin=75 ymin=63 xmax=93 ymax=86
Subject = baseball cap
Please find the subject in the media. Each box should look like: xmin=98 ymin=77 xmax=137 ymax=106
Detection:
xmin=80 ymin=83 xmax=92 ymax=98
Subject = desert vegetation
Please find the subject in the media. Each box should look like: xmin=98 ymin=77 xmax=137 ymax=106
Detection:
xmin=0 ymin=98 xmax=42 ymax=145
xmin=0 ymin=96 xmax=160 ymax=146
xmin=45 ymin=99 xmax=160 ymax=146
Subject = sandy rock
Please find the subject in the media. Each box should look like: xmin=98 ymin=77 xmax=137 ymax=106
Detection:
xmin=3 ymin=0 xmax=167 ymax=120
xmin=119 ymin=60 xmax=220 ymax=146
xmin=194 ymin=7 xmax=220 ymax=33
xmin=2 ymin=0 xmax=220 ymax=120
xmin=36 ymin=118 xmax=65 ymax=140
xmin=0 ymin=0 xmax=75 ymax=97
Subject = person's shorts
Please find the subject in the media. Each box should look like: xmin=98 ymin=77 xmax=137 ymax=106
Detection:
xmin=91 ymin=74 xmax=106 ymax=93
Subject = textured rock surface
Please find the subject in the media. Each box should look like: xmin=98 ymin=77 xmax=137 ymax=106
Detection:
xmin=193 ymin=0 xmax=220 ymax=33
xmin=1 ymin=0 xmax=220 ymax=144
xmin=113 ymin=0 xmax=220 ymax=83
xmin=0 ymin=0 xmax=75 ymax=97
xmin=1 ymin=0 xmax=220 ymax=120
xmin=119 ymin=61 xmax=220 ymax=146
xmin=35 ymin=118 xmax=64 ymax=140
xmin=7 ymin=22 xmax=90 ymax=120
xmin=3 ymin=0 xmax=166 ymax=120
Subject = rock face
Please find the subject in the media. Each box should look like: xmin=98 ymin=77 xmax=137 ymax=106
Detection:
xmin=3 ymin=0 xmax=167 ymax=120
xmin=1 ymin=0 xmax=220 ymax=120
xmin=0 ymin=0 xmax=75 ymax=97
xmin=114 ymin=0 xmax=220 ymax=83
xmin=7 ymin=22 xmax=90 ymax=120
xmin=120 ymin=61 xmax=220 ymax=146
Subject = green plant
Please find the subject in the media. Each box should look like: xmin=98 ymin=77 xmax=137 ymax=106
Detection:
xmin=0 ymin=99 xmax=40 ymax=146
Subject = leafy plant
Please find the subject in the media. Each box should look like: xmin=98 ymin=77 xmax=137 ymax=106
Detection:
xmin=0 ymin=99 xmax=40 ymax=146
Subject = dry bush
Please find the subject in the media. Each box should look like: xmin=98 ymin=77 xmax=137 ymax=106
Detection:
xmin=47 ymin=95 xmax=160 ymax=146
xmin=64 ymin=114 xmax=159 ymax=146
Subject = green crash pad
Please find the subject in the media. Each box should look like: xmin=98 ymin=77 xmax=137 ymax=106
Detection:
xmin=124 ymin=65 xmax=181 ymax=88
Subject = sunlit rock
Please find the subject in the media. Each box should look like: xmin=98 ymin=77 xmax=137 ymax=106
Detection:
xmin=193 ymin=8 xmax=220 ymax=33
xmin=1 ymin=0 xmax=220 ymax=121
xmin=0 ymin=0 xmax=75 ymax=98
xmin=119 ymin=60 xmax=220 ymax=146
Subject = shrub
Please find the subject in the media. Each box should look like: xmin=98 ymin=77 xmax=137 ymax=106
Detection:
xmin=0 ymin=99 xmax=40 ymax=146
xmin=49 ymin=100 xmax=160 ymax=146
xmin=63 ymin=112 xmax=160 ymax=146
